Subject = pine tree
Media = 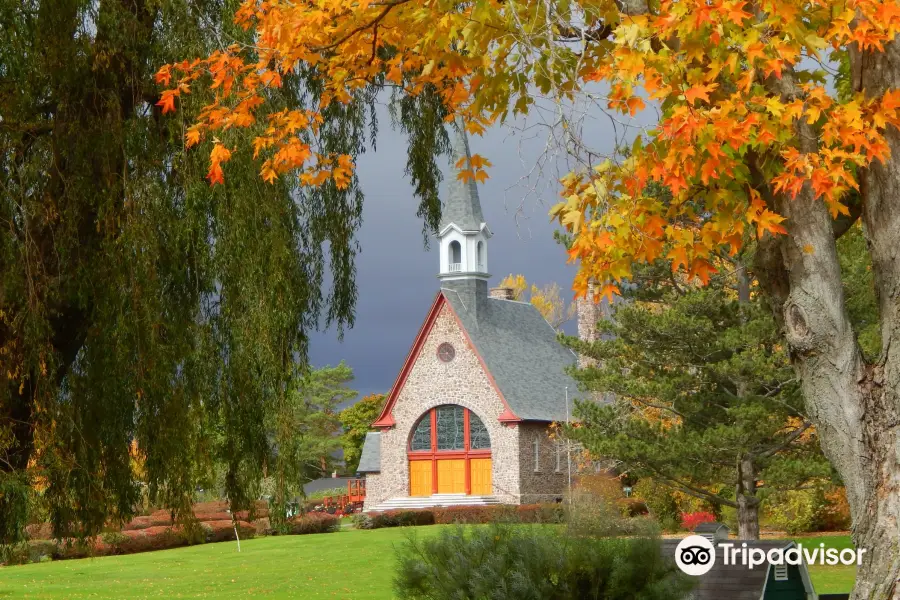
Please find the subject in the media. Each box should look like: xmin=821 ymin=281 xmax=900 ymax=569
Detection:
xmin=564 ymin=263 xmax=831 ymax=539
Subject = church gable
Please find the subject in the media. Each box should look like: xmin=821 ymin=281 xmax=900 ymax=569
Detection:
xmin=368 ymin=295 xmax=524 ymax=504
xmin=374 ymin=294 xmax=517 ymax=428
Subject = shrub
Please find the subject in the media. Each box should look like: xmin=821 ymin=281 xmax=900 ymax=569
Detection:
xmin=575 ymin=473 xmax=625 ymax=502
xmin=764 ymin=486 xmax=851 ymax=534
xmin=27 ymin=540 xmax=56 ymax=563
xmin=618 ymin=497 xmax=650 ymax=517
xmin=0 ymin=542 xmax=31 ymax=566
xmin=356 ymin=504 xmax=565 ymax=529
xmin=101 ymin=531 xmax=129 ymax=546
xmin=394 ymin=523 xmax=693 ymax=600
xmin=25 ymin=522 xmax=53 ymax=541
xmin=680 ymin=511 xmax=717 ymax=531
xmin=252 ymin=517 xmax=272 ymax=535
xmin=632 ymin=479 xmax=681 ymax=531
xmin=372 ymin=510 xmax=436 ymax=528
xmin=514 ymin=504 xmax=566 ymax=524
xmin=122 ymin=515 xmax=170 ymax=531
xmin=288 ymin=513 xmax=340 ymax=535
xmin=566 ymin=490 xmax=658 ymax=538
xmin=121 ymin=527 xmax=185 ymax=553
xmin=200 ymin=521 xmax=256 ymax=543
xmin=432 ymin=506 xmax=498 ymax=524
xmin=353 ymin=512 xmax=375 ymax=529
xmin=820 ymin=486 xmax=852 ymax=531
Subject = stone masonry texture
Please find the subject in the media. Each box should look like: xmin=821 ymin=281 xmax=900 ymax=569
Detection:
xmin=363 ymin=303 xmax=568 ymax=509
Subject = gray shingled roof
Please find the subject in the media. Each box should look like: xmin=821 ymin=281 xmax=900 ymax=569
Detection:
xmin=442 ymin=291 xmax=582 ymax=422
xmin=659 ymin=540 xmax=812 ymax=600
xmin=357 ymin=432 xmax=380 ymax=473
xmin=439 ymin=118 xmax=485 ymax=233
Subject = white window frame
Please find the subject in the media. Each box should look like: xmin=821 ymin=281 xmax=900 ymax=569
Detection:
xmin=533 ymin=438 xmax=540 ymax=472
xmin=773 ymin=564 xmax=789 ymax=581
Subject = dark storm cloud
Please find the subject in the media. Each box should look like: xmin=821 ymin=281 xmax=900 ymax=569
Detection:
xmin=309 ymin=110 xmax=625 ymax=402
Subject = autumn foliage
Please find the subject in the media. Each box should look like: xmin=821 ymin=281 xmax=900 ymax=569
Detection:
xmin=156 ymin=0 xmax=900 ymax=304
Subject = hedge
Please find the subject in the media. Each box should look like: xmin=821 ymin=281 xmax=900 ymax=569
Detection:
xmin=7 ymin=499 xmax=333 ymax=566
xmin=354 ymin=504 xmax=566 ymax=529
xmin=288 ymin=513 xmax=341 ymax=535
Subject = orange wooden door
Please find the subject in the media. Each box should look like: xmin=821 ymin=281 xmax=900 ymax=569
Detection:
xmin=409 ymin=461 xmax=433 ymax=497
xmin=469 ymin=458 xmax=492 ymax=495
xmin=436 ymin=459 xmax=466 ymax=493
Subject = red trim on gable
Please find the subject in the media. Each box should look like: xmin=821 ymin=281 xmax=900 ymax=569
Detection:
xmin=373 ymin=292 xmax=445 ymax=429
xmin=443 ymin=299 xmax=522 ymax=424
xmin=373 ymin=290 xmax=523 ymax=429
xmin=498 ymin=408 xmax=520 ymax=423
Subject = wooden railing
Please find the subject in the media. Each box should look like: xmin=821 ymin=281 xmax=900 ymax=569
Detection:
xmin=348 ymin=478 xmax=366 ymax=502
xmin=318 ymin=479 xmax=367 ymax=513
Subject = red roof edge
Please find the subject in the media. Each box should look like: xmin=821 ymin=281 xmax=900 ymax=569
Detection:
xmin=373 ymin=292 xmax=445 ymax=429
xmin=498 ymin=408 xmax=520 ymax=423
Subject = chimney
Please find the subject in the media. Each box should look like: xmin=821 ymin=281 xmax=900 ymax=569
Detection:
xmin=576 ymin=283 xmax=603 ymax=368
xmin=489 ymin=287 xmax=514 ymax=300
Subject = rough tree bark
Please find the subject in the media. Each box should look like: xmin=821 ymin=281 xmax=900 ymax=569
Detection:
xmin=753 ymin=41 xmax=900 ymax=598
xmin=736 ymin=455 xmax=761 ymax=540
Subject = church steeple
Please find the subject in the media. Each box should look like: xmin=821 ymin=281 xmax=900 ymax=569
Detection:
xmin=438 ymin=118 xmax=492 ymax=282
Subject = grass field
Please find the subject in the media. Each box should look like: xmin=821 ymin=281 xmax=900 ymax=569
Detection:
xmin=0 ymin=528 xmax=855 ymax=599
xmin=793 ymin=534 xmax=857 ymax=595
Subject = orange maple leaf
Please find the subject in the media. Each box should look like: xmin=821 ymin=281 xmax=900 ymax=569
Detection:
xmin=207 ymin=163 xmax=225 ymax=186
xmin=155 ymin=65 xmax=172 ymax=87
xmin=684 ymin=83 xmax=718 ymax=106
xmin=156 ymin=90 xmax=178 ymax=115
xmin=689 ymin=258 xmax=717 ymax=285
xmin=598 ymin=283 xmax=620 ymax=303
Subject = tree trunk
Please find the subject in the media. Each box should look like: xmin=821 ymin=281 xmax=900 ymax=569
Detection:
xmin=736 ymin=496 xmax=760 ymax=541
xmin=756 ymin=171 xmax=900 ymax=600
xmin=736 ymin=455 xmax=760 ymax=540
xmin=752 ymin=56 xmax=900 ymax=597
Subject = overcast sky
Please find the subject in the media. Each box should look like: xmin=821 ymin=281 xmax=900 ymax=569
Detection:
xmin=308 ymin=105 xmax=626 ymax=403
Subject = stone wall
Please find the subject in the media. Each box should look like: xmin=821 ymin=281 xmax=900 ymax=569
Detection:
xmin=364 ymin=303 xmax=522 ymax=509
xmin=517 ymin=422 xmax=569 ymax=504
xmin=575 ymin=283 xmax=604 ymax=369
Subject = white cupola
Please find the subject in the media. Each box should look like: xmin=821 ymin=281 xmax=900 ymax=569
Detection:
xmin=438 ymin=118 xmax=492 ymax=282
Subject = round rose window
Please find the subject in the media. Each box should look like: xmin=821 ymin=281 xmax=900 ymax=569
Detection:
xmin=437 ymin=342 xmax=456 ymax=363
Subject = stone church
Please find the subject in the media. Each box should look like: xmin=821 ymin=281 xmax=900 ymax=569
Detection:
xmin=358 ymin=122 xmax=606 ymax=511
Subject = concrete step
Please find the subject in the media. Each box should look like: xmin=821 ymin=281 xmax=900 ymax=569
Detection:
xmin=369 ymin=494 xmax=501 ymax=512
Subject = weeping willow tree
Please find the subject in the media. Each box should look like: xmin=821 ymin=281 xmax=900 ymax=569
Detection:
xmin=0 ymin=0 xmax=448 ymax=543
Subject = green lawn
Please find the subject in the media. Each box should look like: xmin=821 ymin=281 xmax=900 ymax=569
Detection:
xmin=0 ymin=528 xmax=434 ymax=600
xmin=792 ymin=534 xmax=856 ymax=595
xmin=0 ymin=528 xmax=856 ymax=599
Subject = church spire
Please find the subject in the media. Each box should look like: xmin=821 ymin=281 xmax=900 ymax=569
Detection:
xmin=437 ymin=118 xmax=491 ymax=283
xmin=439 ymin=117 xmax=486 ymax=234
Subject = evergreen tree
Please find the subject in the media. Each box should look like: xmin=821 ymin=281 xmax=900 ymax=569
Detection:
xmin=267 ymin=362 xmax=356 ymax=528
xmin=564 ymin=262 xmax=831 ymax=539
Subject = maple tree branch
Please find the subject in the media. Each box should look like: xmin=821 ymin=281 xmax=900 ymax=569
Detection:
xmin=368 ymin=23 xmax=379 ymax=65
xmin=554 ymin=23 xmax=613 ymax=43
xmin=312 ymin=0 xmax=412 ymax=53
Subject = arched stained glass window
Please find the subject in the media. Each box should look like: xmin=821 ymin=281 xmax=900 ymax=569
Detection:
xmin=410 ymin=416 xmax=432 ymax=451
xmin=436 ymin=405 xmax=465 ymax=450
xmin=469 ymin=413 xmax=490 ymax=450
xmin=408 ymin=405 xmax=491 ymax=452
